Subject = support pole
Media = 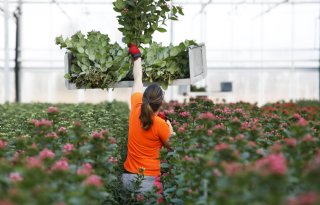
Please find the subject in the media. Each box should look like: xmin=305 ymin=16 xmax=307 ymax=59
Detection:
xmin=14 ymin=0 xmax=22 ymax=102
xmin=4 ymin=0 xmax=10 ymax=103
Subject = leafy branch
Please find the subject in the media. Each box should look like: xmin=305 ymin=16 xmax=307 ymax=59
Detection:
xmin=113 ymin=0 xmax=184 ymax=46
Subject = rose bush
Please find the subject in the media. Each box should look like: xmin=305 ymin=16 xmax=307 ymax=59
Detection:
xmin=0 ymin=99 xmax=319 ymax=204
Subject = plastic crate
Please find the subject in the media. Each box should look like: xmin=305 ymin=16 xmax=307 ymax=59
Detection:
xmin=65 ymin=44 xmax=207 ymax=89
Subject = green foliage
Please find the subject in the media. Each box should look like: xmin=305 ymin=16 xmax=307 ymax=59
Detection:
xmin=113 ymin=0 xmax=183 ymax=46
xmin=2 ymin=99 xmax=319 ymax=204
xmin=56 ymin=31 xmax=197 ymax=89
xmin=56 ymin=31 xmax=130 ymax=89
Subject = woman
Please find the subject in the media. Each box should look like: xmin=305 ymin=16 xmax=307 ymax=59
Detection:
xmin=121 ymin=43 xmax=175 ymax=198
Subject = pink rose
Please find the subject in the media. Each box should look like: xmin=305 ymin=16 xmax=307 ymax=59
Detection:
xmin=9 ymin=172 xmax=23 ymax=182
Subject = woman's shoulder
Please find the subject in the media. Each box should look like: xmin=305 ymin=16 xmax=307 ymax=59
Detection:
xmin=153 ymin=115 xmax=168 ymax=127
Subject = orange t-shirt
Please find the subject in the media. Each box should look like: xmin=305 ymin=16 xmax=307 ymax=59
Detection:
xmin=124 ymin=92 xmax=170 ymax=176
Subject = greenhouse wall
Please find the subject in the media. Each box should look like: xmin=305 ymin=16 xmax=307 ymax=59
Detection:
xmin=0 ymin=1 xmax=319 ymax=106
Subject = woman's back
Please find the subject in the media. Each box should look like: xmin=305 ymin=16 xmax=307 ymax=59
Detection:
xmin=124 ymin=92 xmax=170 ymax=176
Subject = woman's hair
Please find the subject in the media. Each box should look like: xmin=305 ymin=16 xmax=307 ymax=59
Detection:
xmin=140 ymin=84 xmax=164 ymax=130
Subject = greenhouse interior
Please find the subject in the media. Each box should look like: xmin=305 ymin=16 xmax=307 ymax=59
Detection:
xmin=1 ymin=0 xmax=320 ymax=205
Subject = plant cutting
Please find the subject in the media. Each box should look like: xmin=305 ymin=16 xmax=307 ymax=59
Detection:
xmin=113 ymin=0 xmax=183 ymax=46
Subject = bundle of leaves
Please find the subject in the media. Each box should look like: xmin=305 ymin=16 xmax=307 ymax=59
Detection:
xmin=56 ymin=31 xmax=197 ymax=89
xmin=56 ymin=31 xmax=131 ymax=89
xmin=113 ymin=0 xmax=183 ymax=46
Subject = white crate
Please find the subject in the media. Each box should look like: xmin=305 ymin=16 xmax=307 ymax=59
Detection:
xmin=65 ymin=44 xmax=207 ymax=89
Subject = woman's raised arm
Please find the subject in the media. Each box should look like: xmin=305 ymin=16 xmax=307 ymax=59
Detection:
xmin=128 ymin=43 xmax=143 ymax=94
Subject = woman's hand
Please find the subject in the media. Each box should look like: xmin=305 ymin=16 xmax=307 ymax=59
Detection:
xmin=128 ymin=43 xmax=141 ymax=60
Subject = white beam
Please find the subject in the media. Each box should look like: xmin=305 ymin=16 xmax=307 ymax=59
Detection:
xmin=4 ymin=0 xmax=320 ymax=5
xmin=4 ymin=0 xmax=10 ymax=103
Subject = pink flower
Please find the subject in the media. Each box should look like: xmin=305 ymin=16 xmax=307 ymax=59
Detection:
xmin=177 ymin=127 xmax=185 ymax=133
xmin=153 ymin=176 xmax=163 ymax=203
xmin=58 ymin=127 xmax=67 ymax=133
xmin=77 ymin=163 xmax=92 ymax=176
xmin=164 ymin=109 xmax=175 ymax=115
xmin=45 ymin=132 xmax=58 ymax=139
xmin=215 ymin=143 xmax=229 ymax=151
xmin=284 ymin=138 xmax=297 ymax=147
xmin=39 ymin=148 xmax=55 ymax=159
xmin=241 ymin=122 xmax=250 ymax=130
xmin=232 ymin=117 xmax=240 ymax=122
xmin=293 ymin=113 xmax=301 ymax=119
xmin=179 ymin=111 xmax=190 ymax=118
xmin=286 ymin=192 xmax=319 ymax=205
xmin=234 ymin=108 xmax=245 ymax=115
xmin=108 ymin=137 xmax=116 ymax=144
xmin=32 ymin=118 xmax=53 ymax=127
xmin=198 ymin=112 xmax=215 ymax=120
xmin=213 ymin=123 xmax=224 ymax=130
xmin=108 ymin=156 xmax=118 ymax=164
xmin=255 ymin=154 xmax=287 ymax=176
xmin=47 ymin=106 xmax=59 ymax=114
xmin=9 ymin=172 xmax=23 ymax=182
xmin=26 ymin=156 xmax=42 ymax=168
xmin=223 ymin=107 xmax=232 ymax=115
xmin=91 ymin=131 xmax=103 ymax=139
xmin=248 ymin=141 xmax=257 ymax=148
xmin=0 ymin=140 xmax=7 ymax=149
xmin=183 ymin=156 xmax=193 ymax=161
xmin=235 ymin=134 xmax=245 ymax=141
xmin=297 ymin=118 xmax=308 ymax=126
xmin=207 ymin=129 xmax=213 ymax=136
xmin=84 ymin=175 xmax=103 ymax=187
xmin=136 ymin=193 xmax=145 ymax=202
xmin=52 ymin=158 xmax=69 ymax=171
xmin=63 ymin=143 xmax=74 ymax=154
xmin=302 ymin=134 xmax=316 ymax=142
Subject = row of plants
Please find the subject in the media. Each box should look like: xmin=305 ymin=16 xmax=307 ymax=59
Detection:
xmin=1 ymin=99 xmax=319 ymax=204
xmin=159 ymin=99 xmax=320 ymax=204
xmin=0 ymin=102 xmax=133 ymax=204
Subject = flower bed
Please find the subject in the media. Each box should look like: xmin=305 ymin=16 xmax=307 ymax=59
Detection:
xmin=0 ymin=99 xmax=320 ymax=204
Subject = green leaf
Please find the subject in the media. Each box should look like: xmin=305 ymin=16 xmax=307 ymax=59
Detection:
xmin=157 ymin=27 xmax=167 ymax=33
xmin=65 ymin=39 xmax=73 ymax=48
xmin=64 ymin=73 xmax=71 ymax=80
xmin=77 ymin=46 xmax=84 ymax=53
xmin=170 ymin=47 xmax=180 ymax=57
xmin=105 ymin=62 xmax=113 ymax=69
xmin=177 ymin=6 xmax=184 ymax=15
xmin=114 ymin=0 xmax=125 ymax=10
xmin=169 ymin=17 xmax=178 ymax=21
xmin=126 ymin=0 xmax=135 ymax=7
xmin=55 ymin=35 xmax=64 ymax=45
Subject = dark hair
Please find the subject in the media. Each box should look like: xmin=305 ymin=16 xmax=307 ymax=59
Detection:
xmin=140 ymin=84 xmax=164 ymax=130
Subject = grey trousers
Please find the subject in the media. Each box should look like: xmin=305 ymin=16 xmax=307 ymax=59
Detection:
xmin=121 ymin=173 xmax=159 ymax=194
